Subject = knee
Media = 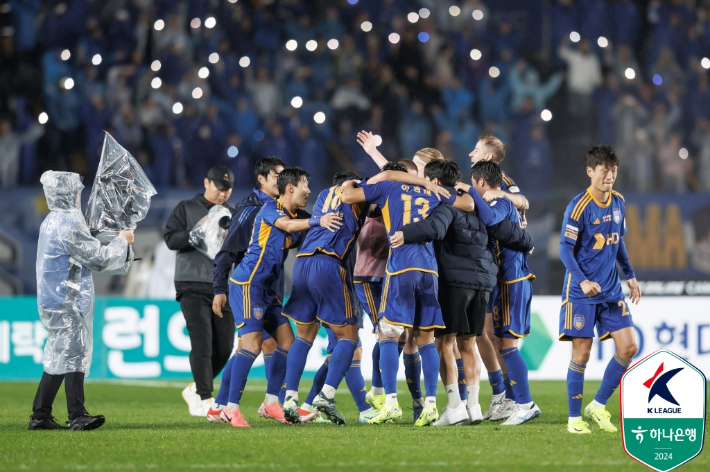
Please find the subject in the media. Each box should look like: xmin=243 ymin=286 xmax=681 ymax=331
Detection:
xmin=572 ymin=348 xmax=592 ymax=366
xmin=618 ymin=343 xmax=638 ymax=361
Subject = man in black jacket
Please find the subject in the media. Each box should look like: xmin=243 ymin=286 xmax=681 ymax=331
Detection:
xmin=390 ymin=160 xmax=533 ymax=426
xmin=164 ymin=165 xmax=236 ymax=417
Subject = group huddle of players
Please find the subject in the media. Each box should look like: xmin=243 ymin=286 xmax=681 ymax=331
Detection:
xmin=202 ymin=131 xmax=642 ymax=434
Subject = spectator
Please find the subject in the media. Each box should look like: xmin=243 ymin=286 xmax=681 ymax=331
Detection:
xmin=516 ymin=125 xmax=553 ymax=192
xmin=508 ymin=60 xmax=563 ymax=112
xmin=398 ymin=100 xmax=432 ymax=161
xmin=613 ymin=0 xmax=641 ymax=47
xmin=0 ymin=116 xmax=45 ymax=188
xmin=692 ymin=119 xmax=710 ymax=190
xmin=593 ymin=74 xmax=620 ymax=146
xmin=558 ymin=37 xmax=602 ymax=118
xmin=246 ymin=68 xmax=281 ymax=119
xmin=610 ymin=44 xmax=641 ymax=86
xmin=294 ymin=125 xmax=328 ymax=191
xmin=657 ymin=131 xmax=688 ymax=192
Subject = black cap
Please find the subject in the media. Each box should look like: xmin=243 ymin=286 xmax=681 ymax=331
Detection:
xmin=207 ymin=165 xmax=234 ymax=190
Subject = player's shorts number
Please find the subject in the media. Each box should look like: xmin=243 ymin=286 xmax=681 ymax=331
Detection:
xmin=618 ymin=300 xmax=629 ymax=316
xmin=401 ymin=195 xmax=430 ymax=224
xmin=492 ymin=306 xmax=500 ymax=321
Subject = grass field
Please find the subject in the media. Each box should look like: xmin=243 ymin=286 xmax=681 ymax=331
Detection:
xmin=0 ymin=380 xmax=707 ymax=471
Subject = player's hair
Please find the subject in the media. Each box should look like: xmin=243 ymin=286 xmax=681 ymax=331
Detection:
xmin=414 ymin=148 xmax=444 ymax=163
xmin=424 ymin=160 xmax=460 ymax=187
xmin=478 ymin=135 xmax=506 ymax=163
xmin=395 ymin=159 xmax=418 ymax=173
xmin=470 ymin=161 xmax=502 ymax=189
xmin=277 ymin=166 xmax=310 ymax=195
xmin=254 ymin=156 xmax=285 ymax=188
xmin=585 ymin=144 xmax=620 ymax=169
xmin=382 ymin=162 xmax=408 ymax=173
xmin=332 ymin=171 xmax=361 ymax=185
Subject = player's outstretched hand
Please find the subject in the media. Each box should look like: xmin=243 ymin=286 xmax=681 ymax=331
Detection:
xmin=520 ymin=211 xmax=528 ymax=229
xmin=627 ymin=278 xmax=642 ymax=304
xmin=454 ymin=182 xmax=471 ymax=193
xmin=320 ymin=212 xmax=343 ymax=232
xmin=422 ymin=180 xmax=449 ymax=201
xmin=580 ymin=280 xmax=602 ymax=297
xmin=212 ymin=294 xmax=226 ymax=317
xmin=482 ymin=189 xmax=504 ymax=202
xmin=356 ymin=131 xmax=376 ymax=155
xmin=390 ymin=231 xmax=404 ymax=248
xmin=119 ymin=229 xmax=135 ymax=245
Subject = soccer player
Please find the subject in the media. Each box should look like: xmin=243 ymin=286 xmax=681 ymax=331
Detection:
xmin=281 ymin=171 xmax=374 ymax=425
xmin=469 ymin=135 xmax=530 ymax=421
xmin=456 ymin=161 xmax=541 ymax=425
xmin=558 ymin=145 xmax=640 ymax=434
xmin=391 ymin=160 xmax=534 ymax=426
xmin=214 ymin=167 xmax=342 ymax=427
xmin=208 ymin=157 xmax=284 ymax=423
xmin=342 ymin=167 xmax=474 ymax=426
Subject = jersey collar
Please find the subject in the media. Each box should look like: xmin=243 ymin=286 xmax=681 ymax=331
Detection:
xmin=587 ymin=187 xmax=612 ymax=208
xmin=276 ymin=199 xmax=298 ymax=218
xmin=253 ymin=187 xmax=273 ymax=204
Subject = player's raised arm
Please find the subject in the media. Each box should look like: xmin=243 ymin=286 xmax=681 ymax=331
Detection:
xmin=357 ymin=130 xmax=390 ymax=169
xmin=482 ymin=189 xmax=529 ymax=212
xmin=273 ymin=213 xmax=343 ymax=233
xmin=341 ymin=179 xmax=368 ymax=204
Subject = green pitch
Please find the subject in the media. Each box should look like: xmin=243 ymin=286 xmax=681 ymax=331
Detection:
xmin=0 ymin=380 xmax=707 ymax=471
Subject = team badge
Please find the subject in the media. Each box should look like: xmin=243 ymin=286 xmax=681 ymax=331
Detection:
xmin=253 ymin=305 xmax=263 ymax=320
xmin=613 ymin=208 xmax=622 ymax=224
xmin=573 ymin=314 xmax=585 ymax=330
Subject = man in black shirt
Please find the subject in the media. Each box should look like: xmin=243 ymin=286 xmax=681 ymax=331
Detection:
xmin=164 ymin=165 xmax=235 ymax=416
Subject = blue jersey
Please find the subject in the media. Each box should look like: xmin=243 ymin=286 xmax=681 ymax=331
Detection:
xmin=560 ymin=188 xmax=627 ymax=305
xmin=297 ymin=184 xmax=369 ymax=261
xmin=489 ymin=198 xmax=534 ymax=283
xmin=362 ymin=180 xmax=455 ymax=275
xmin=230 ymin=199 xmax=297 ymax=290
xmin=500 ymin=170 xmax=522 ymax=195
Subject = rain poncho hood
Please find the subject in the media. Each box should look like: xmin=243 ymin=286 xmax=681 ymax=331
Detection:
xmin=36 ymin=170 xmax=134 ymax=375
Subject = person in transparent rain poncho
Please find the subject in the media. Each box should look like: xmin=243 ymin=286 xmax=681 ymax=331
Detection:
xmin=29 ymin=171 xmax=135 ymax=431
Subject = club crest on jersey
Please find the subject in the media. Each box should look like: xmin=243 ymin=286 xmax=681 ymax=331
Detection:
xmin=574 ymin=314 xmax=585 ymax=330
xmin=253 ymin=305 xmax=263 ymax=320
xmin=613 ymin=208 xmax=621 ymax=224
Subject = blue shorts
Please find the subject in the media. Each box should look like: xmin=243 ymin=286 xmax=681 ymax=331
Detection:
xmin=559 ymin=299 xmax=634 ymax=341
xmin=489 ymin=279 xmax=533 ymax=339
xmin=282 ymin=255 xmax=358 ymax=328
xmin=325 ymin=325 xmax=362 ymax=355
xmin=236 ymin=330 xmax=271 ymax=341
xmin=354 ymin=280 xmax=383 ymax=328
xmin=379 ymin=271 xmax=444 ymax=330
xmin=229 ymin=282 xmax=287 ymax=336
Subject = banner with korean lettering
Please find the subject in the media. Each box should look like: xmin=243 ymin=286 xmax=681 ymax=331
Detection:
xmin=1 ymin=296 xmax=708 ymax=381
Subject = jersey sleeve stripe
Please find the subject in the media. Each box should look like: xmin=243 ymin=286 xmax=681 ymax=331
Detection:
xmin=571 ymin=194 xmax=592 ymax=221
xmin=612 ymin=190 xmax=625 ymax=201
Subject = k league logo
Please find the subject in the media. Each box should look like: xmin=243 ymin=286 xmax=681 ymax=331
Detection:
xmin=620 ymin=350 xmax=706 ymax=472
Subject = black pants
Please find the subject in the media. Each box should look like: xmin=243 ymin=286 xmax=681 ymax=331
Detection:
xmin=32 ymin=371 xmax=87 ymax=420
xmin=179 ymin=292 xmax=235 ymax=399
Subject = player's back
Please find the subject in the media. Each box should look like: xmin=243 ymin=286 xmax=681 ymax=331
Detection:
xmin=231 ymin=199 xmax=294 ymax=289
xmin=298 ymin=184 xmax=368 ymax=260
xmin=362 ymin=180 xmax=453 ymax=275
xmin=560 ymin=188 xmax=627 ymax=304
xmin=491 ymin=198 xmax=534 ymax=283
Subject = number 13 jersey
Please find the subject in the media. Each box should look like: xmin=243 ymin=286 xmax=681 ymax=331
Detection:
xmin=362 ymin=180 xmax=456 ymax=275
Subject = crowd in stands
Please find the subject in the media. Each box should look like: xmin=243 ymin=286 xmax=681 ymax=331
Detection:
xmin=1 ymin=0 xmax=710 ymax=193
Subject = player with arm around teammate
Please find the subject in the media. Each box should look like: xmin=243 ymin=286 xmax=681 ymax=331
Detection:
xmin=558 ymin=145 xmax=641 ymax=434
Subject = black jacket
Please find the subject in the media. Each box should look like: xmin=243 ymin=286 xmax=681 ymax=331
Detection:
xmin=164 ymin=194 xmax=233 ymax=298
xmin=400 ymin=190 xmax=533 ymax=292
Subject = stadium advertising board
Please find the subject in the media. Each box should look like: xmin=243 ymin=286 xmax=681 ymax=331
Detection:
xmin=1 ymin=296 xmax=708 ymax=381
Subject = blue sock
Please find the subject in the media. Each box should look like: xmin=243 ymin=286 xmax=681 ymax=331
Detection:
xmin=215 ymin=355 xmax=235 ymax=406
xmin=305 ymin=358 xmax=329 ymax=405
xmin=398 ymin=341 xmax=405 ymax=356
xmin=285 ymin=338 xmax=313 ymax=394
xmin=595 ymin=353 xmax=631 ymax=405
xmin=501 ymin=348 xmax=533 ymax=404
xmin=503 ymin=374 xmax=515 ymax=400
xmin=418 ymin=343 xmax=439 ymax=398
xmin=403 ymin=351 xmax=423 ymax=400
xmin=345 ymin=360 xmax=369 ymax=412
xmin=488 ymin=369 xmax=505 ymax=395
xmin=567 ymin=361 xmax=586 ymax=417
xmin=266 ymin=347 xmax=288 ymax=396
xmin=371 ymin=342 xmax=383 ymax=389
xmin=456 ymin=357 xmax=467 ymax=401
xmin=379 ymin=339 xmax=400 ymax=395
xmin=227 ymin=350 xmax=257 ymax=404
xmin=263 ymin=352 xmax=272 ymax=383
xmin=324 ymin=339 xmax=357 ymax=394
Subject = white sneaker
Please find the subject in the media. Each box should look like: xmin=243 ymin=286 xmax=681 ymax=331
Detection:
xmin=489 ymin=398 xmax=516 ymax=421
xmin=482 ymin=393 xmax=505 ymax=420
xmin=433 ymin=403 xmax=468 ymax=426
xmin=182 ymin=383 xmax=202 ymax=416
xmin=197 ymin=397 xmax=215 ymax=417
xmin=467 ymin=404 xmax=483 ymax=425
xmin=501 ymin=403 xmax=541 ymax=426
